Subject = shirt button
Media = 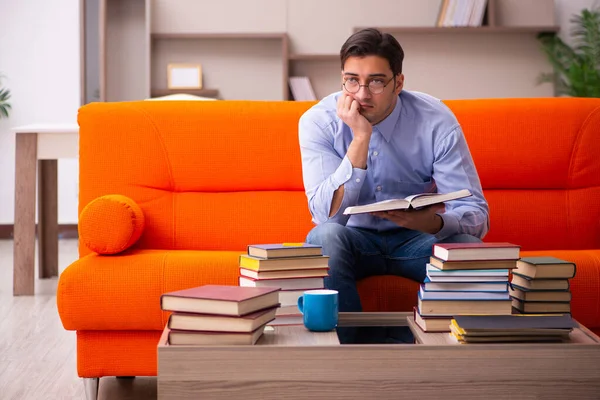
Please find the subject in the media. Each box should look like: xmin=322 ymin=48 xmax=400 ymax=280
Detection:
xmin=355 ymin=178 xmax=361 ymax=183
xmin=376 ymin=185 xmax=382 ymax=191
xmin=346 ymin=174 xmax=351 ymax=179
xmin=373 ymin=151 xmax=379 ymax=156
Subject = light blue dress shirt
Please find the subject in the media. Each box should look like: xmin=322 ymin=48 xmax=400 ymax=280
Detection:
xmin=298 ymin=90 xmax=490 ymax=240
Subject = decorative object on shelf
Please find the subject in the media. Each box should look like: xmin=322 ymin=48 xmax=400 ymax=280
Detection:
xmin=150 ymin=88 xmax=219 ymax=99
xmin=0 ymin=74 xmax=11 ymax=119
xmin=146 ymin=93 xmax=217 ymax=101
xmin=167 ymin=63 xmax=203 ymax=90
xmin=537 ymin=7 xmax=600 ymax=97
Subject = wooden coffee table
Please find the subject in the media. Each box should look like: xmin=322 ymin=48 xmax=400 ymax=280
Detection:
xmin=157 ymin=312 xmax=600 ymax=399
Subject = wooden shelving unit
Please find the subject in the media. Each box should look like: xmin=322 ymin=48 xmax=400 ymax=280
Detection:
xmin=353 ymin=26 xmax=559 ymax=34
xmin=151 ymin=32 xmax=287 ymax=40
xmin=149 ymin=88 xmax=220 ymax=98
xmin=150 ymin=31 xmax=289 ymax=100
xmin=93 ymin=0 xmax=559 ymax=103
xmin=288 ymin=54 xmax=338 ymax=61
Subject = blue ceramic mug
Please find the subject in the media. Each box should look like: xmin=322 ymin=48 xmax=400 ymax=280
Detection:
xmin=297 ymin=289 xmax=339 ymax=332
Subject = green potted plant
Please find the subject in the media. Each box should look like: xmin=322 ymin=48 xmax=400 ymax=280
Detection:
xmin=0 ymin=74 xmax=11 ymax=118
xmin=537 ymin=7 xmax=600 ymax=97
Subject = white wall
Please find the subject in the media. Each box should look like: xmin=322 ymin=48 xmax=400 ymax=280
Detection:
xmin=555 ymin=0 xmax=599 ymax=45
xmin=0 ymin=0 xmax=597 ymax=224
xmin=0 ymin=0 xmax=81 ymax=224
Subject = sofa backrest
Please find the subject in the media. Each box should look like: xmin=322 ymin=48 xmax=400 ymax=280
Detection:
xmin=78 ymin=100 xmax=316 ymax=257
xmin=78 ymin=98 xmax=600 ymax=257
xmin=446 ymin=97 xmax=600 ymax=251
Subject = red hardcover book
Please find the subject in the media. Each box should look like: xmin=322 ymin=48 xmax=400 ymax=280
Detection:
xmin=160 ymin=285 xmax=280 ymax=317
xmin=433 ymin=242 xmax=521 ymax=261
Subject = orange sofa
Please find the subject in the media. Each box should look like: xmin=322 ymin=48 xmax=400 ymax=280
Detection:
xmin=58 ymin=97 xmax=600 ymax=383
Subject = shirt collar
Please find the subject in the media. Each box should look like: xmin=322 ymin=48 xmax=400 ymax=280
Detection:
xmin=373 ymin=94 xmax=402 ymax=142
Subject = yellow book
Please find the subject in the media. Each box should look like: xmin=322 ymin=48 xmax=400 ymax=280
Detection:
xmin=239 ymin=254 xmax=329 ymax=272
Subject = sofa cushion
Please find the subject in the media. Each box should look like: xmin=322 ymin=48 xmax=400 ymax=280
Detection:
xmin=57 ymin=249 xmax=241 ymax=330
xmin=79 ymin=194 xmax=145 ymax=254
xmin=57 ymin=247 xmax=600 ymax=331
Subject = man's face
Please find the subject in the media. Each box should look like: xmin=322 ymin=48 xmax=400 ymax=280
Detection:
xmin=341 ymin=55 xmax=404 ymax=125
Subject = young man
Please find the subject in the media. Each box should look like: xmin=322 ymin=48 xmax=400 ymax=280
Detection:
xmin=298 ymin=28 xmax=490 ymax=342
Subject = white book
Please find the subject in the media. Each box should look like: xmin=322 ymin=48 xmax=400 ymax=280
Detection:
xmin=289 ymin=76 xmax=317 ymax=101
xmin=419 ymin=287 xmax=510 ymax=301
xmin=426 ymin=264 xmax=510 ymax=276
xmin=422 ymin=279 xmax=508 ymax=292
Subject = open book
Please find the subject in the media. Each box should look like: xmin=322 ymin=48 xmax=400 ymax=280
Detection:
xmin=343 ymin=189 xmax=472 ymax=215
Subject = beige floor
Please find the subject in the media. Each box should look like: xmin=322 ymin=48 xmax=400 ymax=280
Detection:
xmin=0 ymin=239 xmax=157 ymax=400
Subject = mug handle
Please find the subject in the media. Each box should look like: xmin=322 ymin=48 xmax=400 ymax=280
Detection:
xmin=297 ymin=295 xmax=304 ymax=314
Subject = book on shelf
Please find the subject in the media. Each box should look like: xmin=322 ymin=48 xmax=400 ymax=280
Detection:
xmin=160 ymin=285 xmax=280 ymax=317
xmin=247 ymin=243 xmax=322 ymax=259
xmin=511 ymin=273 xmax=570 ymax=291
xmin=239 ymin=254 xmax=329 ymax=271
xmin=167 ymin=325 xmax=267 ymax=346
xmin=509 ymin=286 xmax=572 ymax=303
xmin=167 ymin=306 xmax=278 ymax=333
xmin=343 ymin=189 xmax=472 ymax=215
xmin=437 ymin=0 xmax=488 ymax=27
xmin=514 ymin=257 xmax=576 ymax=279
xmin=240 ymin=267 xmax=328 ymax=280
xmin=239 ymin=275 xmax=324 ymax=290
xmin=432 ymin=242 xmax=521 ymax=262
xmin=289 ymin=76 xmax=317 ymax=101
xmin=429 ymin=256 xmax=517 ymax=271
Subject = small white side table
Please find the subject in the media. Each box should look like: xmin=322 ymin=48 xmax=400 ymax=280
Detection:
xmin=12 ymin=124 xmax=79 ymax=295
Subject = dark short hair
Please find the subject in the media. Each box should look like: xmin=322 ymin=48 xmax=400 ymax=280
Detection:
xmin=340 ymin=28 xmax=404 ymax=76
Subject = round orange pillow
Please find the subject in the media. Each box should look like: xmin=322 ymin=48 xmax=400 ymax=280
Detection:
xmin=78 ymin=194 xmax=145 ymax=255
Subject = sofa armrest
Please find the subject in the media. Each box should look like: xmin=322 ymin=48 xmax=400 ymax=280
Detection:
xmin=79 ymin=194 xmax=145 ymax=255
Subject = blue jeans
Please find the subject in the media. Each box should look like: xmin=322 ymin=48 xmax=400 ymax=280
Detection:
xmin=306 ymin=222 xmax=482 ymax=343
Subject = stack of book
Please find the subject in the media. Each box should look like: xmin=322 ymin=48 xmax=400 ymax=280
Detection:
xmin=436 ymin=0 xmax=488 ymax=27
xmin=238 ymin=243 xmax=329 ymax=325
xmin=510 ymin=256 xmax=576 ymax=314
xmin=415 ymin=242 xmax=521 ymax=332
xmin=449 ymin=314 xmax=576 ymax=343
xmin=160 ymin=285 xmax=280 ymax=345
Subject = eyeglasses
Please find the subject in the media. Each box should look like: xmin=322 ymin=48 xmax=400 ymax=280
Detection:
xmin=342 ymin=76 xmax=395 ymax=95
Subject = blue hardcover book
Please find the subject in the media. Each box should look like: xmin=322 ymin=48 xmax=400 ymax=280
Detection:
xmin=427 ymin=264 xmax=509 ymax=276
xmin=419 ymin=286 xmax=510 ymax=301
xmin=422 ymin=277 xmax=508 ymax=292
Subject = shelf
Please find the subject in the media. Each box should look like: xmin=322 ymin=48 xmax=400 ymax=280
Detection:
xmin=288 ymin=54 xmax=339 ymax=61
xmin=150 ymin=88 xmax=220 ymax=98
xmin=151 ymin=32 xmax=287 ymax=40
xmin=353 ymin=26 xmax=560 ymax=34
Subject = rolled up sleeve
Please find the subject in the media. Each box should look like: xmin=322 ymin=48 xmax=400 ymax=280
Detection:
xmin=433 ymin=126 xmax=490 ymax=240
xmin=299 ymin=115 xmax=367 ymax=225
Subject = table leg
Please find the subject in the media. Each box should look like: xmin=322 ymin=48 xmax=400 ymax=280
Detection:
xmin=38 ymin=159 xmax=58 ymax=278
xmin=14 ymin=133 xmax=37 ymax=296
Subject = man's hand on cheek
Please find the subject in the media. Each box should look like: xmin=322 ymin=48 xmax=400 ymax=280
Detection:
xmin=371 ymin=204 xmax=445 ymax=234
